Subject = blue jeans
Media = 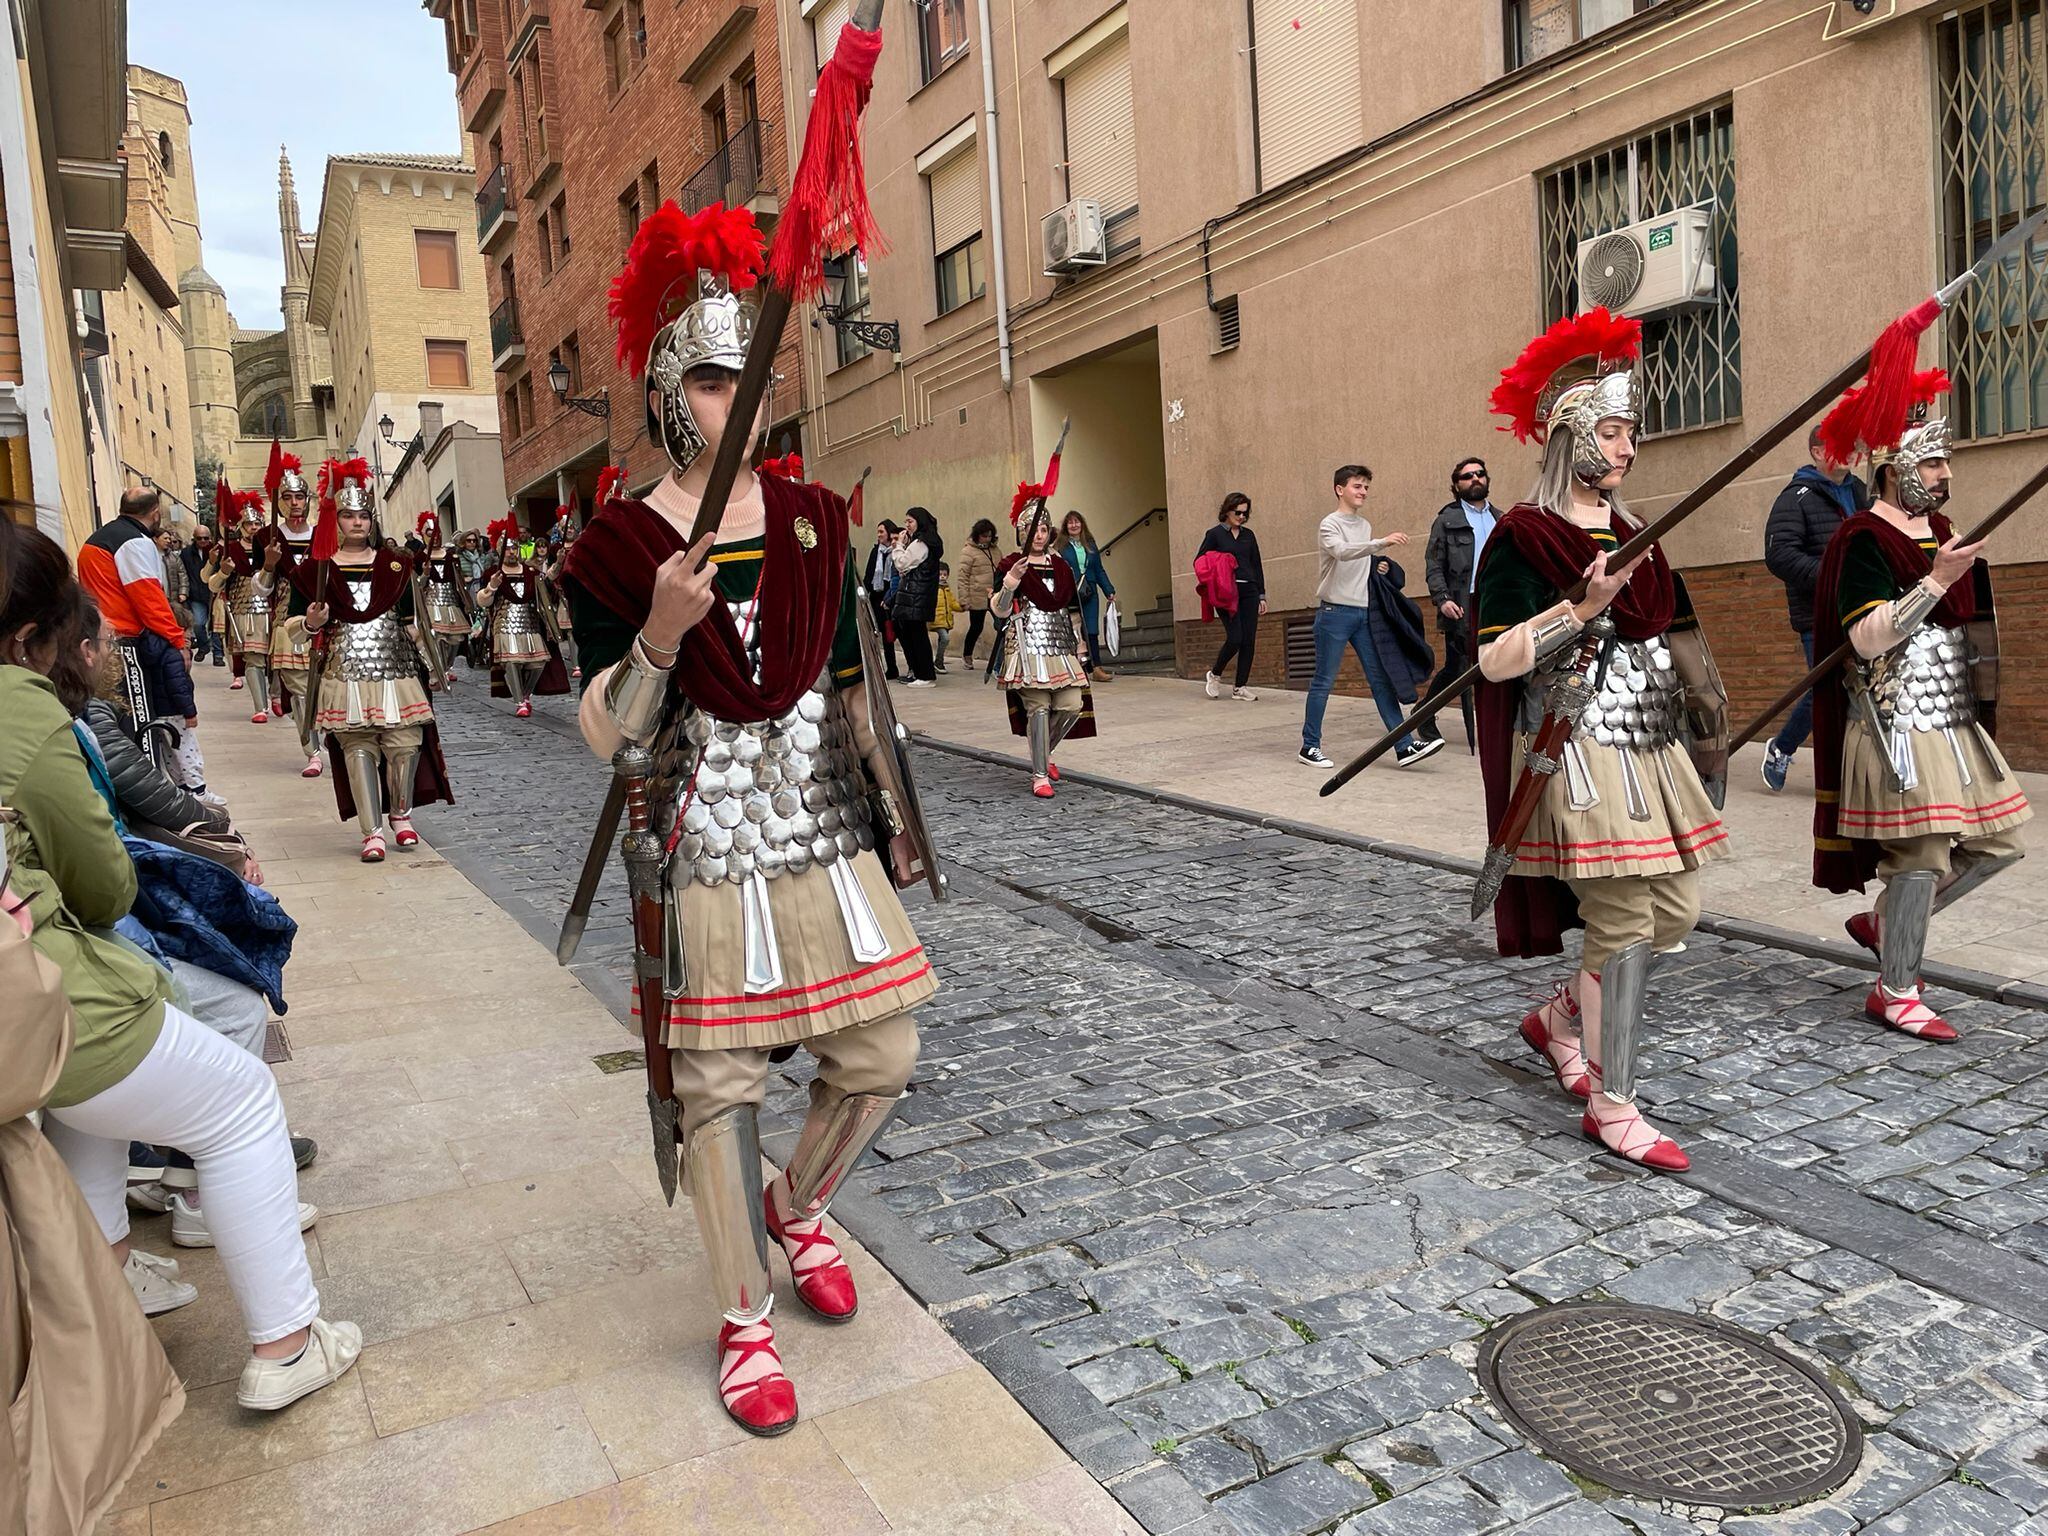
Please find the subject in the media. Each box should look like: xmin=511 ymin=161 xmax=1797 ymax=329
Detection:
xmin=1770 ymin=630 xmax=1817 ymax=755
xmin=1302 ymin=602 xmax=1413 ymax=754
xmin=189 ymin=590 xmax=223 ymax=661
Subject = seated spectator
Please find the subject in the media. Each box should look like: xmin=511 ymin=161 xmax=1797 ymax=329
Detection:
xmin=0 ymin=520 xmax=359 ymax=1412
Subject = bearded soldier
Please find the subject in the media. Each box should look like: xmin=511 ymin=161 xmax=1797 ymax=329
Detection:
xmin=1473 ymin=309 xmax=1730 ymax=1173
xmin=290 ymin=459 xmax=456 ymax=861
xmin=1811 ymin=367 xmax=2028 ymax=1040
xmin=561 ymin=197 xmax=934 ymax=1437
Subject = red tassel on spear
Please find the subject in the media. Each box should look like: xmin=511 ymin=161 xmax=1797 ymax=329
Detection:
xmin=769 ymin=11 xmax=888 ymax=300
xmin=1815 ymin=298 xmax=1943 ymax=468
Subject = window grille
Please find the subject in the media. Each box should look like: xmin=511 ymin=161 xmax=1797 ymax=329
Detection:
xmin=1537 ymin=102 xmax=1741 ymax=436
xmin=1936 ymin=0 xmax=2048 ymax=441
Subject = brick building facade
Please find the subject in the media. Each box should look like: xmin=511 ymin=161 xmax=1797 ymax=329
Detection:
xmin=427 ymin=0 xmax=807 ymax=531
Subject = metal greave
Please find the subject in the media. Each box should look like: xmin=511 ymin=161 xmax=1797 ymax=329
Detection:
xmin=1593 ymin=940 xmax=1651 ymax=1105
xmin=343 ymin=745 xmax=384 ymax=838
xmin=1933 ymin=849 xmax=2024 ymax=915
xmin=1881 ymin=869 xmax=1938 ymax=997
xmin=385 ymin=745 xmax=420 ymax=819
xmin=1027 ymin=707 xmax=1051 ymax=777
xmin=1048 ymin=708 xmax=1083 ymax=753
xmin=781 ymin=1082 xmax=903 ymax=1221
xmin=686 ymin=1104 xmax=773 ymax=1324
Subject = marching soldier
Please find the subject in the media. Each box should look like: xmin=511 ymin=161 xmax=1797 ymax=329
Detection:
xmin=480 ymin=516 xmax=569 ymax=718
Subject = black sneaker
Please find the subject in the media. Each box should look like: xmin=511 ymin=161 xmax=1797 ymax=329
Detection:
xmin=1298 ymin=746 xmax=1332 ymax=767
xmin=128 ymin=1142 xmax=169 ymax=1183
xmin=1394 ymin=738 xmax=1446 ymax=767
xmin=291 ymin=1136 xmax=319 ymax=1171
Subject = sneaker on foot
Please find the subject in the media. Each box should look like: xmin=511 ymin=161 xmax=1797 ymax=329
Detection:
xmin=1204 ymin=671 xmax=1223 ymax=699
xmin=237 ymin=1317 xmax=364 ymax=1412
xmin=1231 ymin=686 xmax=1258 ymax=702
xmin=904 ymin=678 xmax=936 ymax=688
xmin=1298 ymin=746 xmax=1332 ymax=767
xmin=1394 ymin=737 xmax=1446 ymax=767
xmin=1761 ymin=742 xmax=1791 ymax=792
xmin=171 ymin=1190 xmax=319 ymax=1249
xmin=126 ymin=1179 xmax=173 ymax=1215
xmin=128 ymin=1141 xmax=169 ymax=1183
xmin=124 ymin=1250 xmax=198 ymax=1316
xmin=291 ymin=1135 xmax=319 ymax=1171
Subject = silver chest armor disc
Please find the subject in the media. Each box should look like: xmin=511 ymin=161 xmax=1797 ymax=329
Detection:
xmin=1518 ymin=634 xmax=1684 ymax=751
xmin=1014 ymin=603 xmax=1078 ymax=658
xmin=330 ymin=577 xmax=422 ymax=682
xmin=1863 ymin=624 xmax=1976 ymax=734
xmin=672 ymin=675 xmax=877 ymax=888
xmin=424 ymin=568 xmax=468 ymax=632
xmin=492 ymin=590 xmax=546 ymax=651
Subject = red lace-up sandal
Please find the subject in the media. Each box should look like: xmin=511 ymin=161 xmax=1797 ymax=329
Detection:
xmin=1844 ymin=910 xmax=1880 ymax=959
xmin=1047 ymin=762 xmax=1061 ymax=783
xmin=1865 ymin=985 xmax=1958 ymax=1042
xmin=764 ymin=1189 xmax=859 ymax=1322
xmin=1580 ymin=1091 xmax=1689 ymax=1173
xmin=717 ymin=1317 xmax=798 ymax=1436
xmin=1519 ymin=983 xmax=1591 ymax=1100
xmin=391 ymin=816 xmax=419 ymax=848
xmin=359 ymin=831 xmax=386 ymax=864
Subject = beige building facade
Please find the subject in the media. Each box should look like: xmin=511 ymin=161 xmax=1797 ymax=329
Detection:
xmin=384 ymin=396 xmax=508 ymax=537
xmin=793 ymin=0 xmax=2048 ymax=763
xmin=305 ymin=151 xmax=500 ymax=510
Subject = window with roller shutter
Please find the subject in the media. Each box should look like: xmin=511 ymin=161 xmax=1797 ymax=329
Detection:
xmin=1055 ymin=16 xmax=1137 ymax=258
xmin=1247 ymin=0 xmax=1362 ymax=190
xmin=921 ymin=125 xmax=985 ymax=316
xmin=805 ymin=0 xmax=852 ymax=76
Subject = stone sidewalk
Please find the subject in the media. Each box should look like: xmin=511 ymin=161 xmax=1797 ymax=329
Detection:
xmin=414 ymin=682 xmax=2048 ymax=1536
xmin=99 ymin=688 xmax=1139 ymax=1536
xmin=891 ymin=670 xmax=2048 ymax=985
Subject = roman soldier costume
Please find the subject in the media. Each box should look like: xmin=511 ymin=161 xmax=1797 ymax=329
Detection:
xmin=561 ymin=184 xmax=933 ymax=1437
xmin=289 ymin=458 xmax=455 ymax=862
xmin=1811 ymin=361 xmax=2029 ymax=1040
xmin=255 ymin=445 xmax=322 ymax=770
xmin=992 ymin=493 xmax=1096 ymax=799
xmin=208 ymin=488 xmax=273 ymax=707
xmin=481 ymin=516 xmax=569 ymax=717
xmin=1473 ymin=308 xmax=1730 ymax=1172
xmin=415 ymin=509 xmax=475 ymax=682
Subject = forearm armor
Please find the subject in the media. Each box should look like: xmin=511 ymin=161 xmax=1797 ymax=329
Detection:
xmin=602 ymin=636 xmax=672 ymax=744
xmin=1528 ymin=605 xmax=1583 ymax=665
xmin=1887 ymin=579 xmax=1942 ymax=641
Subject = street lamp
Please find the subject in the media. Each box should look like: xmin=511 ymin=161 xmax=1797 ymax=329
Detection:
xmin=817 ymin=256 xmax=900 ymax=354
xmin=547 ymin=361 xmax=612 ymax=470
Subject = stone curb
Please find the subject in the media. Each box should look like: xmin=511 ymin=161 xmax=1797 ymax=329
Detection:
xmin=914 ymin=734 xmax=2048 ymax=1013
xmin=430 ymin=692 xmax=1213 ymax=1535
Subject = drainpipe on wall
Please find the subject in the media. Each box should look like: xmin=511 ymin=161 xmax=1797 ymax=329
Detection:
xmin=975 ymin=0 xmax=1014 ymax=391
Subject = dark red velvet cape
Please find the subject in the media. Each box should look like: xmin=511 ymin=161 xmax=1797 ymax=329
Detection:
xmin=1473 ymin=502 xmax=1678 ymax=959
xmin=289 ymin=550 xmax=415 ymax=620
xmin=992 ymin=553 xmax=1099 ymax=741
xmin=560 ymin=475 xmax=853 ymax=721
xmin=1808 ymin=508 xmax=1989 ymax=893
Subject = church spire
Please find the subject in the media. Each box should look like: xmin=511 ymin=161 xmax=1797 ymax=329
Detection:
xmin=278 ymin=145 xmax=302 ymax=250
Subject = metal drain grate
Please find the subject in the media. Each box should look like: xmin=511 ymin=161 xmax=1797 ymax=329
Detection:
xmin=1478 ymin=1302 xmax=1861 ymax=1510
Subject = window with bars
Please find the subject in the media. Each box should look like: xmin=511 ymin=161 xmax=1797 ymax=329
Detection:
xmin=1937 ymin=0 xmax=2048 ymax=442
xmin=1538 ymin=102 xmax=1741 ymax=436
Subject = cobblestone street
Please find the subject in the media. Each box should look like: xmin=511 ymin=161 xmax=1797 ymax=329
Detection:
xmin=416 ymin=686 xmax=2048 ymax=1536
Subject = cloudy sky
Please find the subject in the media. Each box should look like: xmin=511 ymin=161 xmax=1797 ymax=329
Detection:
xmin=129 ymin=0 xmax=465 ymax=330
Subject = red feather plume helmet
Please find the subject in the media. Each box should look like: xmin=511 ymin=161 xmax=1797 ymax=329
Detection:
xmin=1814 ymin=298 xmax=1949 ymax=469
xmin=416 ymin=508 xmax=441 ymax=539
xmin=758 ymin=451 xmax=804 ymax=481
xmin=608 ymin=200 xmax=765 ymax=378
xmin=595 ymin=465 xmax=626 ymax=506
xmin=485 ymin=514 xmax=520 ymax=553
xmin=1489 ymin=307 xmax=1644 ymax=444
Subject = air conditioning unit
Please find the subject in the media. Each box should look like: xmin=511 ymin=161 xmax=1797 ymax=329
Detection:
xmin=1575 ymin=206 xmax=1717 ymax=318
xmin=1042 ymin=198 xmax=1106 ymax=276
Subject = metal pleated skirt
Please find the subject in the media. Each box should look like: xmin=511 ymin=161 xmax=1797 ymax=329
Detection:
xmin=492 ymin=604 xmax=550 ymax=664
xmin=226 ymin=580 xmax=272 ymax=659
xmin=1511 ymin=734 xmax=1730 ymax=881
xmin=315 ymin=672 xmax=434 ymax=731
xmin=1837 ymin=718 xmax=2031 ymax=843
xmin=646 ymin=849 xmax=935 ymax=1052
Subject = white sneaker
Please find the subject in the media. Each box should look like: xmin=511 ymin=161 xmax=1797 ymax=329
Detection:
xmin=1231 ymin=686 xmax=1258 ymax=702
xmin=124 ymin=1250 xmax=198 ymax=1316
xmin=170 ymin=1190 xmax=320 ymax=1249
xmin=127 ymin=1179 xmax=173 ymax=1214
xmin=236 ymin=1316 xmax=364 ymax=1412
xmin=1298 ymin=746 xmax=1332 ymax=767
xmin=904 ymin=678 xmax=936 ymax=688
xmin=1204 ymin=672 xmax=1223 ymax=699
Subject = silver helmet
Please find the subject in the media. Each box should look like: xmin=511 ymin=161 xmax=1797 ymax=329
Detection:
xmin=1541 ymin=364 xmax=1644 ymax=488
xmin=1874 ymin=409 xmax=1951 ymax=514
xmin=645 ymin=271 xmax=757 ymax=474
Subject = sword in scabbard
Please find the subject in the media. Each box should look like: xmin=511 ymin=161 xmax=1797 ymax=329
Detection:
xmin=616 ymin=745 xmax=682 ymax=1207
xmin=1729 ymin=456 xmax=2048 ymax=752
xmin=1321 ymin=204 xmax=2048 ymax=807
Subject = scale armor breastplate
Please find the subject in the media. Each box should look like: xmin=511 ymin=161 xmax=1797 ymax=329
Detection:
xmin=1520 ymin=634 xmax=1684 ymax=750
xmin=330 ymin=579 xmax=420 ymax=683
xmin=1861 ymin=623 xmax=1976 ymax=733
xmin=227 ymin=572 xmax=271 ymax=623
xmin=671 ymin=674 xmax=875 ymax=888
xmin=1013 ymin=602 xmax=1077 ymax=657
xmin=424 ymin=568 xmax=468 ymax=632
xmin=493 ymin=592 xmax=544 ymax=650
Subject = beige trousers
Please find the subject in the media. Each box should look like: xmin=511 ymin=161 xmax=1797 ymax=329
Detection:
xmin=331 ymin=723 xmax=424 ymax=755
xmin=1564 ymin=871 xmax=1701 ymax=975
xmin=1878 ymin=827 xmax=2025 ymax=881
xmin=672 ymin=1010 xmax=919 ymax=1141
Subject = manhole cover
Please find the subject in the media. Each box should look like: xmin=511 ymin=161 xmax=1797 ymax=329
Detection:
xmin=1478 ymin=1302 xmax=1861 ymax=1510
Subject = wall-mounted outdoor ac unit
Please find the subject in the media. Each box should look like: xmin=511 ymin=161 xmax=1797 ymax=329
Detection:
xmin=1575 ymin=206 xmax=1717 ymax=318
xmin=1043 ymin=198 xmax=1107 ymax=276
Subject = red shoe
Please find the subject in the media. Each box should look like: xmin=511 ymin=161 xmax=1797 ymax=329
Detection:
xmin=764 ymin=1189 xmax=859 ymax=1322
xmin=1865 ymin=985 xmax=1958 ymax=1042
xmin=1844 ymin=911 xmax=1881 ymax=960
xmin=230 ymin=676 xmax=245 ymax=691
xmin=302 ymin=755 xmax=323 ymax=779
xmin=250 ymin=710 xmax=269 ymax=724
xmin=1519 ymin=989 xmax=1591 ymax=1100
xmin=1032 ymin=778 xmax=1054 ymax=799
xmin=360 ymin=832 xmax=386 ymax=864
xmin=717 ymin=1318 xmax=798 ymax=1436
xmin=1580 ymin=1108 xmax=1689 ymax=1172
xmin=1047 ymin=763 xmax=1061 ymax=783
xmin=515 ymin=701 xmax=532 ymax=718
xmin=392 ymin=817 xmax=419 ymax=848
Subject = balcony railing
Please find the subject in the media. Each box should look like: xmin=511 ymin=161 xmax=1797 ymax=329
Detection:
xmin=490 ymin=296 xmax=524 ymax=368
xmin=680 ymin=118 xmax=767 ymax=217
xmin=476 ymin=162 xmax=515 ymax=249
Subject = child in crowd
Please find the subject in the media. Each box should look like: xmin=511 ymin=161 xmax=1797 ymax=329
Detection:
xmin=930 ymin=562 xmax=959 ymax=674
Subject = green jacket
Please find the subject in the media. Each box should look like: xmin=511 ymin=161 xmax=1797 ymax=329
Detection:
xmin=0 ymin=668 xmax=166 ymax=1106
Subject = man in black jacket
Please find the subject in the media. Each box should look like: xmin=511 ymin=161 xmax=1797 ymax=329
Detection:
xmin=1760 ymin=429 xmax=1868 ymax=792
xmin=1421 ymin=457 xmax=1497 ymax=751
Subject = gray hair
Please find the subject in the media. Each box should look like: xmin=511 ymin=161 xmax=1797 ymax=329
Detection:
xmin=1529 ymin=430 xmax=1635 ymax=527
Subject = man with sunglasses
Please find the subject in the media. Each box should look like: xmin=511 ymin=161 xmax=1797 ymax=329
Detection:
xmin=1423 ymin=458 xmax=1498 ymax=752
